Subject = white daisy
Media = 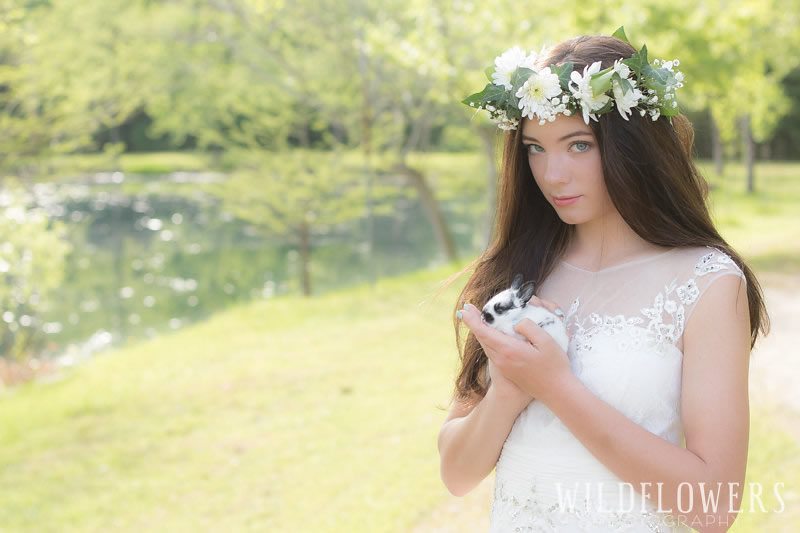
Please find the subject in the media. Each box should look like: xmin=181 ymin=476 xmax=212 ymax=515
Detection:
xmin=491 ymin=46 xmax=537 ymax=90
xmin=515 ymin=67 xmax=562 ymax=121
xmin=611 ymin=78 xmax=643 ymax=120
xmin=612 ymin=58 xmax=631 ymax=79
xmin=568 ymin=61 xmax=611 ymax=124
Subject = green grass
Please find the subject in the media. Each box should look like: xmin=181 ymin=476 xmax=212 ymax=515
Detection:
xmin=699 ymin=160 xmax=800 ymax=274
xmin=734 ymin=407 xmax=800 ymax=531
xmin=0 ymin=264 xmax=468 ymax=532
xmin=42 ymin=151 xmax=213 ymax=176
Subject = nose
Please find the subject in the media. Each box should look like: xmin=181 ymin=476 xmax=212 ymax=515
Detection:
xmin=540 ymin=155 xmax=569 ymax=185
xmin=482 ymin=311 xmax=494 ymax=324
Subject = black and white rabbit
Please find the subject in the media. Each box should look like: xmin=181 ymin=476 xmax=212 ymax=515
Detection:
xmin=480 ymin=273 xmax=569 ymax=352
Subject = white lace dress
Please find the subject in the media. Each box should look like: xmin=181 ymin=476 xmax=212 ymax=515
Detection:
xmin=489 ymin=246 xmax=747 ymax=532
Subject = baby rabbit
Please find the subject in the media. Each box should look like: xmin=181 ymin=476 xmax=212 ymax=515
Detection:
xmin=481 ymin=273 xmax=569 ymax=352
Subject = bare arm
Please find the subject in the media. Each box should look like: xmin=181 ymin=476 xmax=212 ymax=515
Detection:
xmin=437 ymin=387 xmax=529 ymax=497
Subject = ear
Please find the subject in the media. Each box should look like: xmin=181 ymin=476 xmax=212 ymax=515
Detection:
xmin=511 ymin=273 xmax=524 ymax=291
xmin=518 ymin=281 xmax=535 ymax=305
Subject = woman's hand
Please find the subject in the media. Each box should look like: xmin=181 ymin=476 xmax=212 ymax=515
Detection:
xmin=457 ymin=302 xmax=574 ymax=406
xmin=527 ymin=296 xmax=565 ymax=321
xmin=486 ymin=357 xmax=533 ymax=408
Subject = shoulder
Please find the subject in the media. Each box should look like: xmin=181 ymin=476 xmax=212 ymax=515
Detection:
xmin=669 ymin=246 xmax=746 ymax=299
xmin=679 ymin=245 xmax=749 ymax=329
xmin=668 ymin=245 xmax=744 ymax=276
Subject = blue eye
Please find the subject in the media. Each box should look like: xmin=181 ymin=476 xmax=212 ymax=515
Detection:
xmin=572 ymin=141 xmax=591 ymax=152
xmin=525 ymin=142 xmax=591 ymax=155
xmin=526 ymin=144 xmax=544 ymax=155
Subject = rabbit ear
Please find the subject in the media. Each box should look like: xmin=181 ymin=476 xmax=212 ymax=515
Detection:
xmin=518 ymin=281 xmax=535 ymax=305
xmin=511 ymin=273 xmax=524 ymax=291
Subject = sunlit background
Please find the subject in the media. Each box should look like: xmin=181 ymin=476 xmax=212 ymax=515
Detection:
xmin=0 ymin=1 xmax=798 ymax=531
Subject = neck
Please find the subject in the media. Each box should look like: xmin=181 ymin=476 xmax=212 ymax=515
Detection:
xmin=569 ymin=209 xmax=661 ymax=268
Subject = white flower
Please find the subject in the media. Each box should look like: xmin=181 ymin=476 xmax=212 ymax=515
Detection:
xmin=492 ymin=46 xmax=537 ymax=90
xmin=568 ymin=61 xmax=611 ymax=124
xmin=611 ymin=78 xmax=643 ymax=120
xmin=612 ymin=58 xmax=631 ymax=79
xmin=515 ymin=67 xmax=562 ymax=121
xmin=492 ymin=109 xmax=519 ymax=130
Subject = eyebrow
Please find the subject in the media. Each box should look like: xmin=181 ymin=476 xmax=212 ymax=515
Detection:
xmin=522 ymin=131 xmax=593 ymax=143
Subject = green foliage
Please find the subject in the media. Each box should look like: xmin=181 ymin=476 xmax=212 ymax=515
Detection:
xmin=0 ymin=180 xmax=72 ymax=359
xmin=207 ymin=148 xmax=369 ymax=239
xmin=612 ymin=26 xmax=630 ymax=44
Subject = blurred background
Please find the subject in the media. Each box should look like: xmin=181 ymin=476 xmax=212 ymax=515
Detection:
xmin=0 ymin=0 xmax=798 ymax=531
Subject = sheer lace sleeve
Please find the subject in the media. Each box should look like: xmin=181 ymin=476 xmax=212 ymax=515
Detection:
xmin=680 ymin=248 xmax=747 ymax=329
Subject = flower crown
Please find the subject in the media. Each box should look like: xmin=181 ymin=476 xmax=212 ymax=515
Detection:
xmin=462 ymin=27 xmax=685 ymax=131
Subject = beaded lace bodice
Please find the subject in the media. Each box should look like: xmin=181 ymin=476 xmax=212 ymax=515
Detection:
xmin=489 ymin=246 xmax=747 ymax=532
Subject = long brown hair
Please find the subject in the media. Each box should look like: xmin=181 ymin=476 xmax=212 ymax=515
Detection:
xmin=441 ymin=34 xmax=770 ymax=408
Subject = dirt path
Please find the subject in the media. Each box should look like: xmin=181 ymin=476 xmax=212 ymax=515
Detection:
xmin=413 ymin=272 xmax=800 ymax=532
xmin=748 ymin=273 xmax=800 ymax=416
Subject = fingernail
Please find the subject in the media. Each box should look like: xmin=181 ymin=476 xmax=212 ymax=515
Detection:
xmin=456 ymin=310 xmax=463 ymax=320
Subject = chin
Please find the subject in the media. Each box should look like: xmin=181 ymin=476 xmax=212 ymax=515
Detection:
xmin=555 ymin=212 xmax=587 ymax=225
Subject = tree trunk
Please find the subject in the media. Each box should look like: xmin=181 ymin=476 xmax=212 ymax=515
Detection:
xmin=759 ymin=142 xmax=771 ymax=160
xmin=710 ymin=110 xmax=724 ymax=177
xmin=357 ymin=25 xmax=376 ymax=287
xmin=394 ymin=163 xmax=458 ymax=263
xmin=478 ymin=125 xmax=500 ymax=249
xmin=741 ymin=114 xmax=755 ymax=193
xmin=298 ymin=219 xmax=312 ymax=297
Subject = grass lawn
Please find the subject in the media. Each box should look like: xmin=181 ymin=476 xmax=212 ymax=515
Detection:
xmin=0 ymin=155 xmax=797 ymax=531
xmin=0 ymin=266 xmax=466 ymax=531
xmin=41 ymin=151 xmax=213 ymax=177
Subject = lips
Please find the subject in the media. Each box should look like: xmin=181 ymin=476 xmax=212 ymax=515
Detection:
xmin=552 ymin=195 xmax=581 ymax=207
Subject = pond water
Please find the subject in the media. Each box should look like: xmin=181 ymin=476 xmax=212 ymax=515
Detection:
xmin=22 ymin=171 xmax=482 ymax=364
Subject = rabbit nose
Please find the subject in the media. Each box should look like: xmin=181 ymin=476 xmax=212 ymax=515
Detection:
xmin=481 ymin=311 xmax=494 ymax=324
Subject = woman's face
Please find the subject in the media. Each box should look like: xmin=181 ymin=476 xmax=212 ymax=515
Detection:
xmin=521 ymin=114 xmax=613 ymax=225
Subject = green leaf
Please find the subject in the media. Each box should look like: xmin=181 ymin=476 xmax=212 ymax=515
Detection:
xmin=461 ymin=81 xmax=522 ymax=120
xmin=589 ymin=66 xmax=614 ymax=97
xmin=640 ymin=65 xmax=671 ymax=97
xmin=461 ymin=82 xmax=506 ymax=107
xmin=611 ymin=72 xmax=634 ymax=95
xmin=594 ymin=99 xmax=614 ymax=115
xmin=510 ymin=67 xmax=534 ymax=92
xmin=660 ymin=101 xmax=681 ymax=117
xmin=485 ymin=66 xmax=494 ymax=82
xmin=612 ymin=26 xmax=630 ymax=44
xmin=622 ymin=44 xmax=649 ymax=75
xmin=552 ymin=62 xmax=574 ymax=90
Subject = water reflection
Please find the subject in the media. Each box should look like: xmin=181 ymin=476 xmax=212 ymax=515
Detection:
xmin=29 ymin=172 xmax=289 ymax=362
xmin=12 ymin=168 xmax=481 ymax=368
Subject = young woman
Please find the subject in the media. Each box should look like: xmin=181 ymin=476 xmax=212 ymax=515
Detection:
xmin=437 ymin=31 xmax=770 ymax=532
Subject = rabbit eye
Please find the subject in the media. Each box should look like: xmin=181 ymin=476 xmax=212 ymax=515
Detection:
xmin=494 ymin=301 xmax=514 ymax=314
